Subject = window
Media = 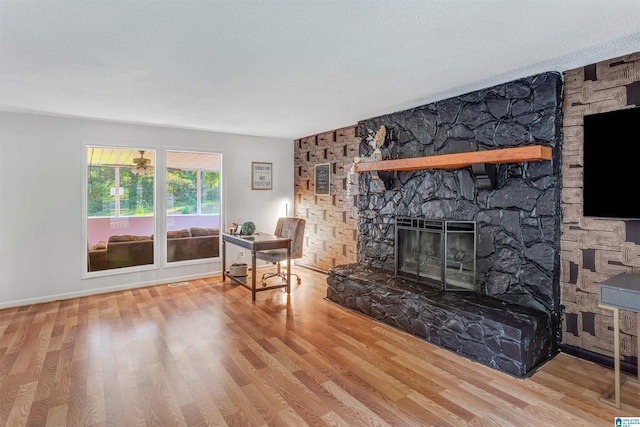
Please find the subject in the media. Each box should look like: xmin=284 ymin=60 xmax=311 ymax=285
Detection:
xmin=166 ymin=150 xmax=221 ymax=263
xmin=86 ymin=147 xmax=155 ymax=272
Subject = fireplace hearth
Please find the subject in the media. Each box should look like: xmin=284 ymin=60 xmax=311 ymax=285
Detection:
xmin=327 ymin=263 xmax=552 ymax=377
xmin=396 ymin=217 xmax=476 ymax=291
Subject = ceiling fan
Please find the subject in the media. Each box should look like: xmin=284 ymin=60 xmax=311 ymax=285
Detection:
xmin=131 ymin=150 xmax=153 ymax=176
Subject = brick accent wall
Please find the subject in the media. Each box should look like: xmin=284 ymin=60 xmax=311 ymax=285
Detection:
xmin=294 ymin=126 xmax=360 ymax=271
xmin=561 ymin=52 xmax=640 ymax=365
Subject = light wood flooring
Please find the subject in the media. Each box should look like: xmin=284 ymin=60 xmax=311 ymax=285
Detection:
xmin=1 ymin=268 xmax=638 ymax=426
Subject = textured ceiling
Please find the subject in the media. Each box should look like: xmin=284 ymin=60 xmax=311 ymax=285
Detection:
xmin=1 ymin=1 xmax=640 ymax=139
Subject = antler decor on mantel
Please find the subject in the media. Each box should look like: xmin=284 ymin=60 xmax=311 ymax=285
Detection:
xmin=354 ymin=145 xmax=552 ymax=190
xmin=351 ymin=125 xmax=389 ymax=191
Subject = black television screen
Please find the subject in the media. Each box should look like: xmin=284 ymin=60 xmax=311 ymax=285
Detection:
xmin=583 ymin=107 xmax=640 ymax=219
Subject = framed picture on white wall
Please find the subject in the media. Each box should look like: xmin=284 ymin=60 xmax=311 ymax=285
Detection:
xmin=251 ymin=161 xmax=272 ymax=190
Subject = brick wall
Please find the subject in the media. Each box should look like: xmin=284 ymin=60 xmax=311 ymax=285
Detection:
xmin=561 ymin=52 xmax=640 ymax=365
xmin=294 ymin=126 xmax=360 ymax=271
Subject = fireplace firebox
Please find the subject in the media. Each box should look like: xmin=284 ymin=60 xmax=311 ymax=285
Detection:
xmin=395 ymin=217 xmax=476 ymax=291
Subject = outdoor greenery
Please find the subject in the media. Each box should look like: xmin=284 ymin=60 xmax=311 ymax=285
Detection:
xmin=87 ymin=165 xmax=220 ymax=218
xmin=166 ymin=170 xmax=220 ymax=215
xmin=87 ymin=165 xmax=154 ymax=217
xmin=166 ymin=170 xmax=196 ymax=214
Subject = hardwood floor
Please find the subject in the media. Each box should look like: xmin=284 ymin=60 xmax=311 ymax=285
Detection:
xmin=1 ymin=268 xmax=638 ymax=426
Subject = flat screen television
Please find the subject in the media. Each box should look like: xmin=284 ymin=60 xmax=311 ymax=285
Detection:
xmin=583 ymin=107 xmax=640 ymax=219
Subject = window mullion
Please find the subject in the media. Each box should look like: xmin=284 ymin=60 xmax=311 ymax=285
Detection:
xmin=197 ymin=169 xmax=202 ymax=215
xmin=115 ymin=166 xmax=120 ymax=217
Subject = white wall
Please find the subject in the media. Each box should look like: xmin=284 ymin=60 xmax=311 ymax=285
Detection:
xmin=0 ymin=112 xmax=294 ymax=308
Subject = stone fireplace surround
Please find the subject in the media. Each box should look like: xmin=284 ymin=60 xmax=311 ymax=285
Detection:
xmin=327 ymin=71 xmax=563 ymax=377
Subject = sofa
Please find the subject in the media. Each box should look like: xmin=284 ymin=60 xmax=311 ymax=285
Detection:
xmin=166 ymin=227 xmax=220 ymax=262
xmin=88 ymin=227 xmax=219 ymax=272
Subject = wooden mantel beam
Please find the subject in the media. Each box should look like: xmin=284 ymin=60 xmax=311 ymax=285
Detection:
xmin=353 ymin=145 xmax=552 ymax=173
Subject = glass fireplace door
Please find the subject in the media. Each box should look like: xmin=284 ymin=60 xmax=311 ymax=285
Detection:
xmin=396 ymin=226 xmax=419 ymax=282
xmin=395 ymin=218 xmax=444 ymax=288
xmin=443 ymin=221 xmax=476 ymax=291
xmin=395 ymin=217 xmax=476 ymax=291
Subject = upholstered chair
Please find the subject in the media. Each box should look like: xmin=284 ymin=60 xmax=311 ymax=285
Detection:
xmin=256 ymin=217 xmax=306 ymax=286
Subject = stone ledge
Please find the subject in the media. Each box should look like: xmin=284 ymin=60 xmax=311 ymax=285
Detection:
xmin=327 ymin=263 xmax=553 ymax=378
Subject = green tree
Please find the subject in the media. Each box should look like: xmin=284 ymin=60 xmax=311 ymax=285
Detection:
xmin=201 ymin=171 xmax=220 ymax=214
xmin=87 ymin=166 xmax=115 ymax=216
xmin=167 ymin=170 xmax=197 ymax=207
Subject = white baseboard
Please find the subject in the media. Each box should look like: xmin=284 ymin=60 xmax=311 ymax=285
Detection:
xmin=0 ymin=269 xmax=223 ymax=310
xmin=1 ymin=263 xmax=292 ymax=310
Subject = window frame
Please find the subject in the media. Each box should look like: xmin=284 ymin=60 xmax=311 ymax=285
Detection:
xmin=164 ymin=149 xmax=223 ymax=267
xmin=82 ymin=144 xmax=158 ymax=278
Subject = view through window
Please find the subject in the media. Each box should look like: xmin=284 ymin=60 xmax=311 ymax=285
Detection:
xmin=86 ymin=147 xmax=155 ymax=272
xmin=166 ymin=150 xmax=221 ymax=263
xmin=86 ymin=147 xmax=222 ymax=273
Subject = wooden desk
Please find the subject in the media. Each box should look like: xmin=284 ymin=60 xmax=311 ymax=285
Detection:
xmin=598 ymin=273 xmax=640 ymax=409
xmin=222 ymin=232 xmax=291 ymax=301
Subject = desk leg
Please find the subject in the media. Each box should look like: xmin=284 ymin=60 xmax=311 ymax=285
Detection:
xmin=630 ymin=312 xmax=640 ymax=385
xmin=614 ymin=307 xmax=621 ymax=408
xmin=222 ymin=239 xmax=227 ymax=281
xmin=251 ymin=250 xmax=257 ymax=301
xmin=600 ymin=306 xmax=621 ymax=409
xmin=286 ymin=243 xmax=291 ymax=296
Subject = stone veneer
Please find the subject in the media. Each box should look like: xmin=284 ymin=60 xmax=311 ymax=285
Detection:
xmin=358 ymin=72 xmax=563 ymax=321
xmin=327 ymin=71 xmax=563 ymax=376
xmin=328 ymin=264 xmax=551 ymax=377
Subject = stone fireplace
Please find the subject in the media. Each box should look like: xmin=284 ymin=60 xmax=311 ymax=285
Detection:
xmin=396 ymin=217 xmax=476 ymax=291
xmin=327 ymin=71 xmax=563 ymax=377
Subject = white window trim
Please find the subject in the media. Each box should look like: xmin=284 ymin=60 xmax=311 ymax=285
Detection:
xmin=82 ymin=144 xmax=159 ymax=279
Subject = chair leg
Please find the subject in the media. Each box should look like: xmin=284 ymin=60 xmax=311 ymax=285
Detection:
xmin=261 ymin=262 xmax=284 ymax=287
xmin=261 ymin=262 xmax=302 ymax=286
